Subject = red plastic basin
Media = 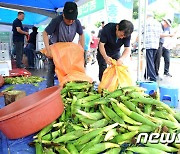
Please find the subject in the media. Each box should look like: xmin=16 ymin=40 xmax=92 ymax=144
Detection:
xmin=0 ymin=86 xmax=64 ymax=139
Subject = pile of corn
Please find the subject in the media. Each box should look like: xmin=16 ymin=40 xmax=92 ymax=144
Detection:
xmin=4 ymin=76 xmax=45 ymax=86
xmin=33 ymin=81 xmax=180 ymax=154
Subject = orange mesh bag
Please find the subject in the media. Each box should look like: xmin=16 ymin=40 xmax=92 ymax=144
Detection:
xmin=98 ymin=59 xmax=132 ymax=93
xmin=41 ymin=42 xmax=92 ymax=86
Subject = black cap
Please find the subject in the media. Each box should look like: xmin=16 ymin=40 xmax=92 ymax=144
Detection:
xmin=63 ymin=2 xmax=78 ymax=20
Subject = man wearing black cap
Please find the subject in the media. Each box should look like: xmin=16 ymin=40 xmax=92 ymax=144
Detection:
xmin=43 ymin=2 xmax=84 ymax=87
xmin=155 ymin=18 xmax=174 ymax=78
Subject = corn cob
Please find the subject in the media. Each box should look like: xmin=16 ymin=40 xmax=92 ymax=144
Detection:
xmin=65 ymin=81 xmax=92 ymax=90
xmin=44 ymin=147 xmax=55 ymax=154
xmin=152 ymin=110 xmax=178 ymax=122
xmin=111 ymin=102 xmax=142 ymax=125
xmin=55 ymin=146 xmax=71 ymax=154
xmin=123 ymin=101 xmax=137 ymax=112
xmin=37 ymin=121 xmax=56 ymax=142
xmin=101 ymin=105 xmax=124 ymax=124
xmin=78 ymin=94 xmax=101 ymax=102
xmin=74 ymin=128 xmax=103 ymax=146
xmin=105 ymin=89 xmax=123 ymax=98
xmin=131 ymin=97 xmax=175 ymax=115
xmin=127 ymin=147 xmax=167 ymax=154
xmin=59 ymin=110 xmax=66 ymax=122
xmin=82 ymin=142 xmax=119 ymax=154
xmin=76 ymin=109 xmax=103 ymax=120
xmin=121 ymin=86 xmax=146 ymax=93
xmin=113 ymin=131 xmax=138 ymax=144
xmin=99 ymin=106 xmax=111 ymax=121
xmin=151 ymin=110 xmax=169 ymax=120
xmin=90 ymin=119 xmax=109 ymax=128
xmin=80 ymin=134 xmax=104 ymax=153
xmin=74 ymin=123 xmax=118 ymax=145
xmin=104 ymin=148 xmax=121 ymax=154
xmin=141 ymin=139 xmax=178 ymax=152
xmin=42 ymin=129 xmax=61 ymax=141
xmin=67 ymin=143 xmax=79 ymax=154
xmin=117 ymin=103 xmax=157 ymax=127
xmin=104 ymin=128 xmax=118 ymax=141
xmin=74 ymin=92 xmax=88 ymax=99
xmin=144 ymin=104 xmax=152 ymax=115
xmin=135 ymin=107 xmax=162 ymax=124
xmin=53 ymin=129 xmax=87 ymax=143
xmin=76 ymin=114 xmax=96 ymax=124
xmin=70 ymin=123 xmax=84 ymax=130
xmin=78 ymin=98 xmax=110 ymax=107
xmin=35 ymin=142 xmax=43 ymax=154
xmin=174 ymin=112 xmax=180 ymax=122
xmin=154 ymin=117 xmax=180 ymax=129
xmin=120 ymin=124 xmax=155 ymax=133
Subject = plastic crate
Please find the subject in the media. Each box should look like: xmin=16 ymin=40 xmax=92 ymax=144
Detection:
xmin=159 ymin=86 xmax=179 ymax=108
xmin=139 ymin=81 xmax=158 ymax=95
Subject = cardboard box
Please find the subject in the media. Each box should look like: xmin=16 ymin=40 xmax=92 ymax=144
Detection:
xmin=0 ymin=61 xmax=10 ymax=76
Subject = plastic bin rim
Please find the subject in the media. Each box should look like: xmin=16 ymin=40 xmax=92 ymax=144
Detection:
xmin=0 ymin=86 xmax=61 ymax=122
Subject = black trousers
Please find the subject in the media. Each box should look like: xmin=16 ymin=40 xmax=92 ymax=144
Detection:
xmin=162 ymin=47 xmax=170 ymax=74
xmin=14 ymin=42 xmax=24 ymax=68
xmin=154 ymin=42 xmax=163 ymax=76
xmin=97 ymin=51 xmax=120 ymax=81
xmin=46 ymin=58 xmax=55 ymax=88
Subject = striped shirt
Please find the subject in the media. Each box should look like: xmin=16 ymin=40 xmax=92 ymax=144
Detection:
xmin=144 ymin=17 xmax=162 ymax=49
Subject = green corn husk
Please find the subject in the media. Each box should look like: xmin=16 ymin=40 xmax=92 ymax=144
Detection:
xmin=127 ymin=146 xmax=167 ymax=154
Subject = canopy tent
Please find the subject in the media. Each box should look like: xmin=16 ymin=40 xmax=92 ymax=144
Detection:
xmin=0 ymin=7 xmax=49 ymax=26
xmin=0 ymin=0 xmax=74 ymax=18
xmin=0 ymin=0 xmax=88 ymax=26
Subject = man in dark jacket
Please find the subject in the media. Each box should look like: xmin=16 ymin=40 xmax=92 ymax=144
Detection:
xmin=97 ymin=20 xmax=134 ymax=81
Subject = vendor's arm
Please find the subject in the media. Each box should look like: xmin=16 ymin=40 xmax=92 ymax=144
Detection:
xmin=99 ymin=42 xmax=112 ymax=65
xmin=79 ymin=33 xmax=85 ymax=49
xmin=43 ymin=31 xmax=51 ymax=58
xmin=117 ymin=47 xmax=131 ymax=65
xmin=43 ymin=17 xmax=57 ymax=59
xmin=16 ymin=27 xmax=28 ymax=35
xmin=76 ymin=20 xmax=84 ymax=49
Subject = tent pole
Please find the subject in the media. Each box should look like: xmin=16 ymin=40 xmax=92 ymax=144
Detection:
xmin=137 ymin=0 xmax=143 ymax=82
xmin=143 ymin=0 xmax=148 ymax=80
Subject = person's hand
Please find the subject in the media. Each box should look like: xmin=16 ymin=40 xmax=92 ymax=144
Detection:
xmin=104 ymin=56 xmax=112 ymax=65
xmin=117 ymin=58 xmax=124 ymax=66
xmin=25 ymin=32 xmax=29 ymax=35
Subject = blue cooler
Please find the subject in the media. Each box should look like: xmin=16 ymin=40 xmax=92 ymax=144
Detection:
xmin=139 ymin=81 xmax=158 ymax=95
xmin=159 ymin=86 xmax=179 ymax=108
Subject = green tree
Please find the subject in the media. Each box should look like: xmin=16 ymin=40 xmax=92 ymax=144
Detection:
xmin=169 ymin=0 xmax=180 ymax=12
xmin=95 ymin=21 xmax=101 ymax=28
xmin=133 ymin=0 xmax=138 ymax=19
xmin=153 ymin=12 xmax=166 ymax=22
